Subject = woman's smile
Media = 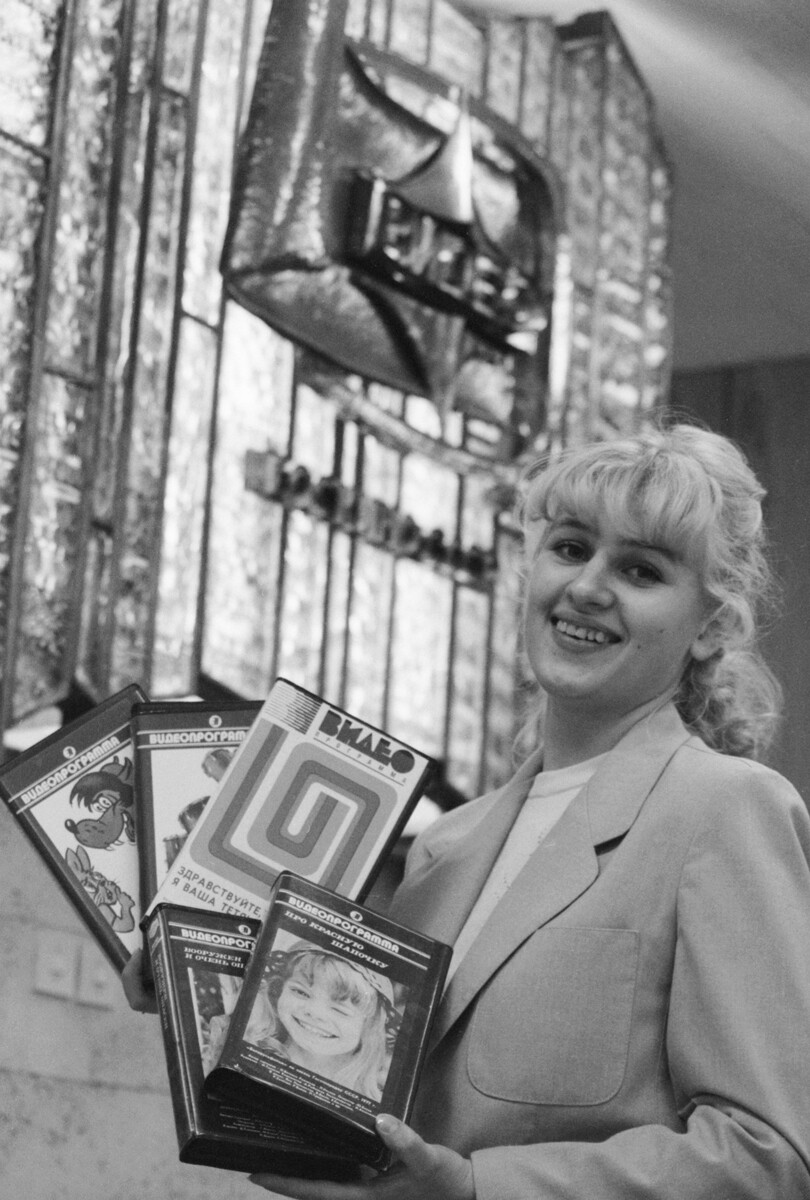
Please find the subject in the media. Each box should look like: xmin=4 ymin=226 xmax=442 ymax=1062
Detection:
xmin=551 ymin=616 xmax=620 ymax=647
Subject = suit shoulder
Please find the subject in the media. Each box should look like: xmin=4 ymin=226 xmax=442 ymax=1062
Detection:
xmin=668 ymin=736 xmax=806 ymax=819
xmin=403 ymin=789 xmax=501 ymax=875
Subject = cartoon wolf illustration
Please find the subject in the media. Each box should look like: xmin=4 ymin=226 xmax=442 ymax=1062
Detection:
xmin=65 ymin=757 xmax=135 ymax=850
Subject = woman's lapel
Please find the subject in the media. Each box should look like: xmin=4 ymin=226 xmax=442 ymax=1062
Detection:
xmin=388 ymin=749 xmax=543 ymax=946
xmin=431 ymin=703 xmax=693 ymax=1045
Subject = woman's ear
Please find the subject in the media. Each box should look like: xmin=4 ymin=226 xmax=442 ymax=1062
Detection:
xmin=690 ymin=606 xmax=724 ymax=662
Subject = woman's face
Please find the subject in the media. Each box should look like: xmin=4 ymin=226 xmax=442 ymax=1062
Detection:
xmin=524 ymin=507 xmax=716 ymax=729
xmin=277 ymin=970 xmax=366 ymax=1061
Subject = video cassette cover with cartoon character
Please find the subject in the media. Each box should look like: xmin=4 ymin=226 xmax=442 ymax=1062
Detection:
xmin=146 ymin=678 xmax=435 ymax=924
xmin=145 ymin=903 xmax=357 ymax=1178
xmin=0 ymin=684 xmax=147 ymax=971
xmin=204 ymin=872 xmax=451 ymax=1171
xmin=132 ymin=700 xmax=262 ymax=908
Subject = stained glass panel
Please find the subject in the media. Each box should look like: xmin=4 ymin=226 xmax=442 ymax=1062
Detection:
xmin=399 ymin=453 xmax=458 ymax=542
xmin=152 ymin=317 xmax=218 ymax=695
xmin=276 ymin=510 xmax=330 ymax=692
xmin=642 ymin=148 xmax=673 ymax=413
xmin=430 ymin=1 xmax=485 ymax=97
xmin=0 ymin=0 xmax=61 ymax=148
xmin=13 ymin=373 xmax=90 ymax=716
xmin=344 ymin=542 xmax=394 ymax=726
xmin=388 ymin=0 xmax=429 ymax=65
xmin=486 ymin=20 xmax=523 ymax=125
xmin=520 ymin=20 xmax=555 ymax=153
xmin=201 ymin=304 xmax=293 ymax=695
xmin=75 ymin=525 xmax=113 ymax=698
xmin=292 ymin=384 xmax=336 ymax=477
xmin=565 ymin=46 xmax=603 ymax=291
xmin=362 ymin=435 xmax=400 ymax=505
xmin=89 ymin=5 xmax=157 ymax=528
xmin=110 ymin=92 xmax=187 ymax=691
xmin=600 ymin=39 xmax=649 ymax=284
xmin=459 ymin=471 xmax=495 ymax=550
xmin=388 ymin=558 xmax=452 ymax=757
xmin=163 ymin=0 xmax=203 ymax=94
xmin=0 ymin=136 xmax=45 ymax=457
xmin=547 ymin=35 xmax=571 ymax=180
xmin=345 ymin=0 xmax=368 ymax=41
xmin=45 ymin=0 xmax=124 ymax=374
xmin=323 ymin=529 xmax=352 ymax=705
xmin=0 ymin=453 xmax=20 ymax=644
xmin=447 ymin=584 xmax=489 ymax=796
xmin=484 ymin=525 xmax=524 ymax=789
xmin=563 ymin=283 xmax=596 ymax=443
xmin=182 ymin=0 xmax=246 ymax=325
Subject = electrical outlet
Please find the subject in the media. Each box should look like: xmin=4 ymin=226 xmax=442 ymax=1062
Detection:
xmin=76 ymin=940 xmax=117 ymax=1008
xmin=33 ymin=929 xmax=79 ymax=999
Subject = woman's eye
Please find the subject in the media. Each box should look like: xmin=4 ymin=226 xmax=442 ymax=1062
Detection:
xmin=625 ymin=562 xmax=662 ymax=584
xmin=551 ymin=539 xmax=588 ymax=561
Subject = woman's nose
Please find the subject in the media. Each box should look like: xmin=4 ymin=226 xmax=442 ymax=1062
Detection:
xmin=566 ymin=557 xmax=613 ymax=607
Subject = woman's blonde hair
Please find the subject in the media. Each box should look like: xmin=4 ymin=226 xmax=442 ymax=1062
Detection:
xmin=516 ymin=422 xmax=782 ymax=760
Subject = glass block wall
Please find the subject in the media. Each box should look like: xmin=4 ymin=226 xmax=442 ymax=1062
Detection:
xmin=0 ymin=0 xmax=672 ymax=798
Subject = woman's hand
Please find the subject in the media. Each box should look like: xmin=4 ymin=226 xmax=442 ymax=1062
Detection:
xmin=250 ymin=1114 xmax=474 ymax=1200
xmin=121 ymin=946 xmax=158 ymax=1013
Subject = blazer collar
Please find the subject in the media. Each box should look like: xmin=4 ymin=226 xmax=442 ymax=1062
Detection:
xmin=395 ymin=703 xmax=693 ymax=1046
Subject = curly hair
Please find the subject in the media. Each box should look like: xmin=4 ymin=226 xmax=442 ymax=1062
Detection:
xmin=516 ymin=421 xmax=782 ymax=760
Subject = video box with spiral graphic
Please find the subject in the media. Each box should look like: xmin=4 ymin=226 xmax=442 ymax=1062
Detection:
xmin=146 ymin=678 xmax=435 ymax=924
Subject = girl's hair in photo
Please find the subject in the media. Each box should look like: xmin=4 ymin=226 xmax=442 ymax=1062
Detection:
xmin=246 ymin=941 xmax=396 ymax=1101
xmin=201 ymin=747 xmax=234 ymax=780
xmin=516 ymin=421 xmax=782 ymax=760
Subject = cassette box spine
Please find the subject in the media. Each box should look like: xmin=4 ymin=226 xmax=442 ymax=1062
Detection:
xmin=0 ymin=684 xmax=147 ymax=971
xmin=205 ymin=872 xmax=451 ymax=1170
xmin=146 ymin=904 xmax=357 ymax=1177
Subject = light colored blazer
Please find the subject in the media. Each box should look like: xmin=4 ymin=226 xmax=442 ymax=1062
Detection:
xmin=388 ymin=704 xmax=810 ymax=1200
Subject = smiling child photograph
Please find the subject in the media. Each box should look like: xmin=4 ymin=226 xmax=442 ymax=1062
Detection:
xmin=241 ymin=936 xmax=400 ymax=1104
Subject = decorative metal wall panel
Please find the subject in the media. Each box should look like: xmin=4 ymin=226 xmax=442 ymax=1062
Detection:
xmin=221 ymin=0 xmax=557 ymax=428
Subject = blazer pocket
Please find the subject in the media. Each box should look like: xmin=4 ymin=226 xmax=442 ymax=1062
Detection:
xmin=467 ymin=926 xmax=639 ymax=1106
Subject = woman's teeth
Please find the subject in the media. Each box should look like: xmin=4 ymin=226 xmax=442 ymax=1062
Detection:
xmin=555 ymin=619 xmax=610 ymax=644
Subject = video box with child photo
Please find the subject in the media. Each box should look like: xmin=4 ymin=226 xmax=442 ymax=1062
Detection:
xmin=204 ymin=872 xmax=451 ymax=1170
xmin=146 ymin=902 xmax=358 ymax=1177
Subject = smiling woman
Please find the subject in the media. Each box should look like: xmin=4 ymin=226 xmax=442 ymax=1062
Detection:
xmin=246 ymin=420 xmax=810 ymax=1200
